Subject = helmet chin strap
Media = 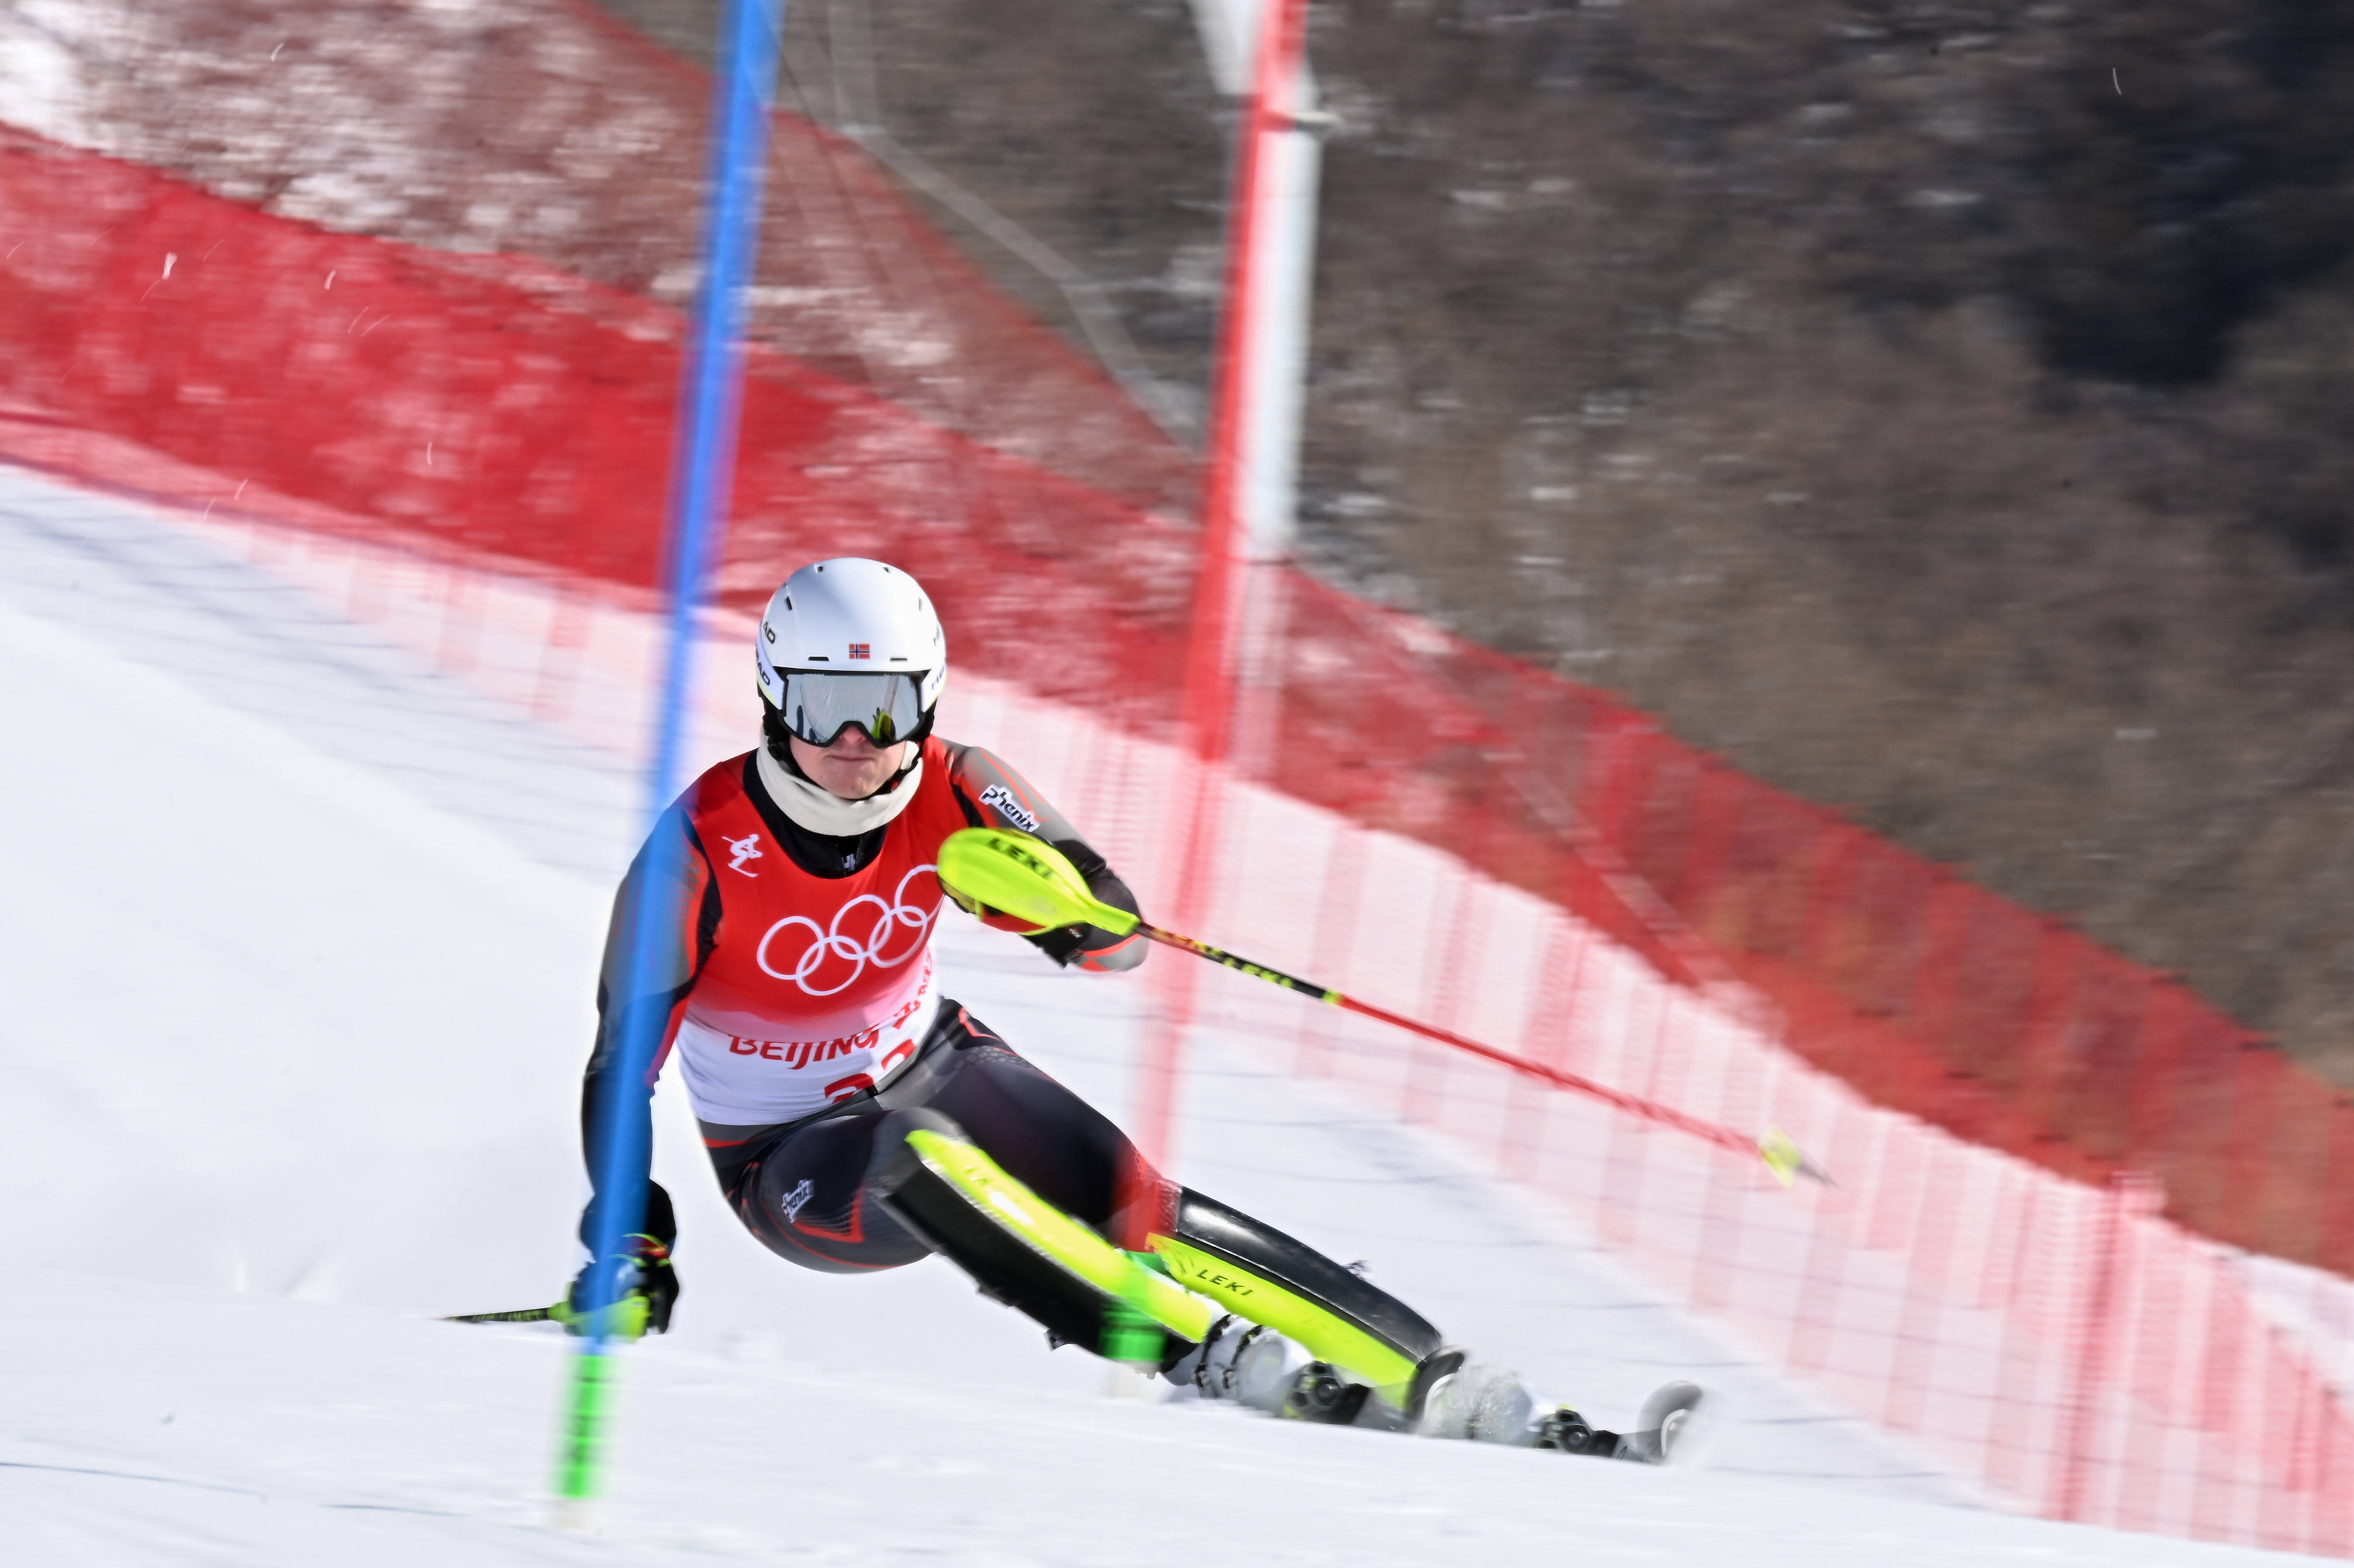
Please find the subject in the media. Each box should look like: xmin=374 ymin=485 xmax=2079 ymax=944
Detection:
xmin=754 ymin=740 xmax=924 ymax=837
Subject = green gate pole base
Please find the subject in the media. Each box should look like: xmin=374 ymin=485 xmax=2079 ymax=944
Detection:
xmin=551 ymin=1348 xmax=617 ymax=1531
xmin=1101 ymin=1297 xmax=1163 ymax=1368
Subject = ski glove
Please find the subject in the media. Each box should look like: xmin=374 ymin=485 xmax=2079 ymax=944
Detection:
xmin=554 ymin=1233 xmax=678 ymax=1341
xmin=942 ymin=834 xmax=1143 ymax=970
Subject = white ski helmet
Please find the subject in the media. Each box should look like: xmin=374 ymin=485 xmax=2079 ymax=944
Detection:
xmin=756 ymin=558 xmax=946 ymax=750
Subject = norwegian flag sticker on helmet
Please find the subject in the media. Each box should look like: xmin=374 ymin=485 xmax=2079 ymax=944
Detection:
xmin=848 ymin=643 xmax=871 ymax=659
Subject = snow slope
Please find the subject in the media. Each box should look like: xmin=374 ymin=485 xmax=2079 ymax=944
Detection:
xmin=6 ymin=1271 xmax=2305 ymax=1568
xmin=0 ymin=465 xmax=2305 ymax=1563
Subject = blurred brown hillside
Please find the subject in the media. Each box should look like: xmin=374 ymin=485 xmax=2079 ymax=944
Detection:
xmin=606 ymin=0 xmax=2354 ymax=1087
xmin=14 ymin=0 xmax=2348 ymax=1085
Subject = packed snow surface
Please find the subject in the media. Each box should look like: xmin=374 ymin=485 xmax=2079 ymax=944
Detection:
xmin=0 ymin=467 xmax=2302 ymax=1564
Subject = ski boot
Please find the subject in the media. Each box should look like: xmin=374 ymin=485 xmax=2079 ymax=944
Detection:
xmin=1167 ymin=1315 xmax=1373 ymax=1424
xmin=1410 ymin=1351 xmax=1542 ymax=1443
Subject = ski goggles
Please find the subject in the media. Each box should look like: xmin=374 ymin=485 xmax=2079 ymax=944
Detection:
xmin=773 ymin=668 xmax=929 ymax=747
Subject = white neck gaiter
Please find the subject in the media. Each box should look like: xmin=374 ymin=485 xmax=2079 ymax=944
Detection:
xmin=754 ymin=744 xmax=924 ymax=837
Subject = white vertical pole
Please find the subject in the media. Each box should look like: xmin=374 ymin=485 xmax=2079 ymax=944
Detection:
xmin=1227 ymin=65 xmax=1319 ymax=776
xmin=1237 ymin=69 xmax=1320 ymax=563
xmin=1190 ymin=0 xmax=1323 ymax=563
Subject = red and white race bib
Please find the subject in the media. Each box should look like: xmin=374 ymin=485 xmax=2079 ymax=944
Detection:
xmin=674 ymin=951 xmax=938 ymax=1123
xmin=669 ymin=741 xmax=970 ymax=1124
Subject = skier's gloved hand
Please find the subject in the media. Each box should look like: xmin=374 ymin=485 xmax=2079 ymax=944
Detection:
xmin=554 ymin=1234 xmax=678 ymax=1341
xmin=941 ymin=875 xmax=1055 ymax=938
xmin=953 ymin=897 xmax=1099 ymax=966
xmin=1033 ymin=838 xmax=1144 ymax=973
xmin=1024 ymin=922 xmax=1090 ymax=966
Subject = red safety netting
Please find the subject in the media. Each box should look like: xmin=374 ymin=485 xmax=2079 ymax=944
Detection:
xmin=7 ymin=112 xmax=2354 ymax=1551
xmin=4 ymin=117 xmax=2348 ymax=1277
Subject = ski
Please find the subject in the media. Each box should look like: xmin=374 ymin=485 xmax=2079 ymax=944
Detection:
xmin=1532 ymin=1379 xmax=1709 ymax=1463
xmin=444 ymin=1305 xmax=559 ymax=1325
xmin=1619 ymin=1380 xmax=1710 ymax=1465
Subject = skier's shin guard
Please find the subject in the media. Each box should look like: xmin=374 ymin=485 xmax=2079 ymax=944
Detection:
xmin=869 ymin=1116 xmax=1446 ymax=1405
xmin=871 ymin=1111 xmax=1208 ymax=1361
xmin=1148 ymin=1189 xmax=1445 ymax=1406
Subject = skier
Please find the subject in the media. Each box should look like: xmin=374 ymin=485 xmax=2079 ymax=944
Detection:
xmin=561 ymin=556 xmax=1693 ymax=1460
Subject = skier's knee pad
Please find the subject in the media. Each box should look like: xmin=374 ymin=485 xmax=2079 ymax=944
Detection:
xmin=866 ymin=1107 xmax=970 ymax=1200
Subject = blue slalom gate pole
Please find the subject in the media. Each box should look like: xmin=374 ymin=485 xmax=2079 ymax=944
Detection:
xmin=558 ymin=0 xmax=786 ymax=1520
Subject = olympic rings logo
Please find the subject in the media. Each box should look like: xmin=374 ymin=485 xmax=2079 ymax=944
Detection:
xmin=755 ymin=863 xmax=941 ymax=996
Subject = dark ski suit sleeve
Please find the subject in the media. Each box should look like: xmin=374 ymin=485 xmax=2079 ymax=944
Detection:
xmin=578 ymin=804 xmax=720 ymax=1252
xmin=943 ymin=741 xmax=1147 ymax=973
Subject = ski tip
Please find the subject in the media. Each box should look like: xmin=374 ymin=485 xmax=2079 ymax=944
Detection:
xmin=1759 ymin=1128 xmax=1832 ymax=1188
xmin=444 ymin=1305 xmax=560 ymax=1325
xmin=1642 ymin=1381 xmax=1721 ymax=1468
